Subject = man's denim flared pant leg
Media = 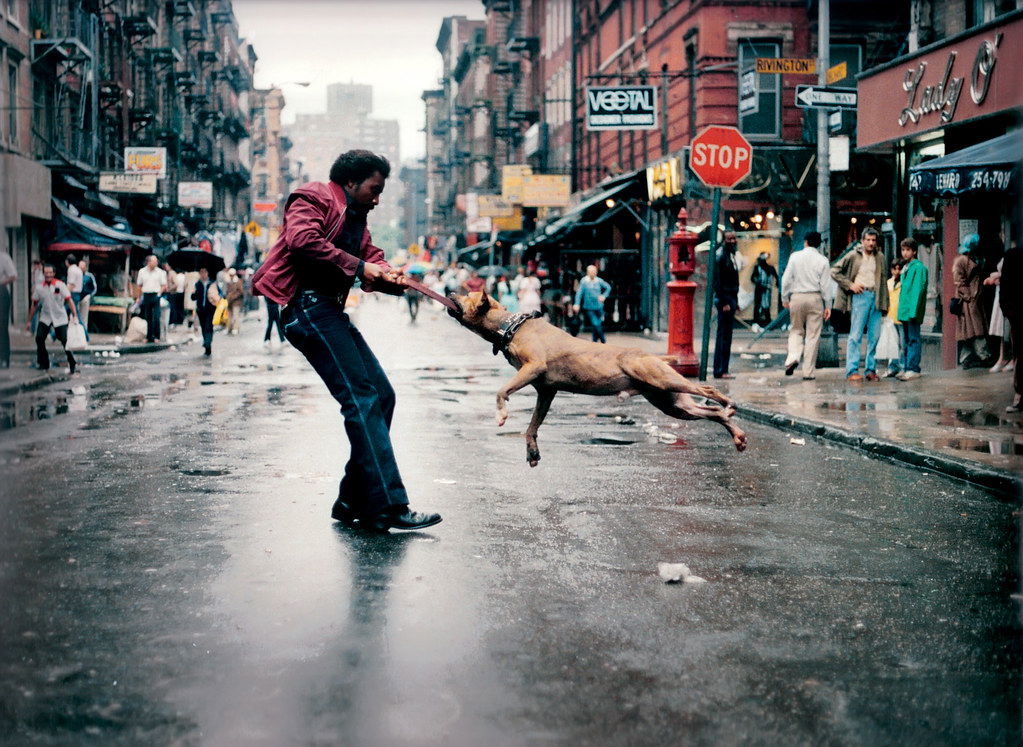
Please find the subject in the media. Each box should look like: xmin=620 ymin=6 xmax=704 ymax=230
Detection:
xmin=845 ymin=290 xmax=883 ymax=376
xmin=283 ymin=296 xmax=409 ymax=516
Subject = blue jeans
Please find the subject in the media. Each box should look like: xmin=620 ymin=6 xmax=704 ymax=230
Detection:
xmin=282 ymin=294 xmax=408 ymax=516
xmin=845 ymin=290 xmax=883 ymax=376
xmin=900 ymin=320 xmax=922 ymax=373
xmin=581 ymin=307 xmax=605 ymax=343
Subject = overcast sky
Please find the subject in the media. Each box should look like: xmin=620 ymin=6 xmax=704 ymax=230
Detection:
xmin=232 ymin=0 xmax=484 ymax=164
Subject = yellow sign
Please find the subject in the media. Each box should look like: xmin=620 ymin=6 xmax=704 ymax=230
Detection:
xmin=124 ymin=146 xmax=167 ymax=177
xmin=755 ymin=57 xmax=816 ymax=75
xmin=244 ymin=221 xmax=261 ymax=237
xmin=827 ymin=61 xmax=848 ymax=85
xmin=491 ymin=209 xmax=523 ymax=232
xmin=501 ymin=164 xmax=533 ymax=203
xmin=477 ymin=194 xmax=515 ymax=217
xmin=646 ymin=157 xmax=683 ymax=201
xmin=521 ymin=175 xmax=571 ymax=207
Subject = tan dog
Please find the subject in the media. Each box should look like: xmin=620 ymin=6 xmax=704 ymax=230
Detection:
xmin=449 ymin=291 xmax=747 ymax=466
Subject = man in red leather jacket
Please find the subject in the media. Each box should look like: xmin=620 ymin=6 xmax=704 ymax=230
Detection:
xmin=253 ymin=150 xmax=441 ymax=532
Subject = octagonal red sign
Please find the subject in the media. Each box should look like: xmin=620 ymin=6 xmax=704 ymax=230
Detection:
xmin=689 ymin=125 xmax=754 ymax=189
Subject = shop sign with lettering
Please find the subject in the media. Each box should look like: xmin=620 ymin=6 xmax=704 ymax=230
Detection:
xmin=857 ymin=15 xmax=1020 ymax=148
xmin=646 ymin=158 xmax=683 ymax=200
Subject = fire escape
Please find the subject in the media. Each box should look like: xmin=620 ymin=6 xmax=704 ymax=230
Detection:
xmin=29 ymin=0 xmax=101 ymax=173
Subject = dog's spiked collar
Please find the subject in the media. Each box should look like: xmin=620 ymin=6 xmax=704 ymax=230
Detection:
xmin=492 ymin=311 xmax=542 ymax=355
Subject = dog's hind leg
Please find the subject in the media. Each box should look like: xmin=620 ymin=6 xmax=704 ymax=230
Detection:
xmin=622 ymin=356 xmax=733 ymax=407
xmin=642 ymin=391 xmax=748 ymax=452
xmin=496 ymin=362 xmax=546 ymax=426
xmin=524 ymin=385 xmax=557 ymax=467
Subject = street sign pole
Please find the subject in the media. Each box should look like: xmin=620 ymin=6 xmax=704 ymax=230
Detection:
xmin=817 ymin=0 xmax=830 ymax=250
xmin=698 ymin=188 xmax=721 ymax=382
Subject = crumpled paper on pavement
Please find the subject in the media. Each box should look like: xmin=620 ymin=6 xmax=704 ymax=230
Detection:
xmin=657 ymin=563 xmax=708 ymax=584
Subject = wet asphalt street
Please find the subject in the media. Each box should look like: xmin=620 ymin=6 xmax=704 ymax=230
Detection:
xmin=0 ymin=295 xmax=1019 ymax=745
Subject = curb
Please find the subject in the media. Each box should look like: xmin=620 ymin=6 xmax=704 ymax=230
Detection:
xmin=0 ymin=372 xmax=70 ymax=398
xmin=737 ymin=404 xmax=1022 ymax=499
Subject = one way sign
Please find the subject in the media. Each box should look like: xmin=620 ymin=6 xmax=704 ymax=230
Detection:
xmin=795 ymin=85 xmax=857 ymax=109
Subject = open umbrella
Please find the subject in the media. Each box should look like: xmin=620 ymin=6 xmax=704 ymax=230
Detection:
xmin=403 ymin=261 xmax=433 ymax=276
xmin=476 ymin=265 xmax=509 ymax=278
xmin=166 ymin=248 xmax=226 ymax=274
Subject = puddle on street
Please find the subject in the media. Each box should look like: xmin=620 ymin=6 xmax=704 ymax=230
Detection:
xmin=0 ymin=387 xmax=119 ymax=431
xmin=586 ymin=436 xmax=641 ymax=445
xmin=178 ymin=468 xmax=232 ymax=476
xmin=937 ymin=437 xmax=1023 ymax=456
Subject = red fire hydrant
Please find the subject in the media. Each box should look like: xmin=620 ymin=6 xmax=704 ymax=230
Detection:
xmin=666 ymin=208 xmax=698 ymax=376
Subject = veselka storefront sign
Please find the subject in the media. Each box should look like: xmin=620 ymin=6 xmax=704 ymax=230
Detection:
xmin=857 ymin=13 xmax=1021 ymax=148
xmin=585 ymin=86 xmax=657 ymax=130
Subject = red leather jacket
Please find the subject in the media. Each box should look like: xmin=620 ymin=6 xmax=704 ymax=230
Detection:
xmin=252 ymin=181 xmax=392 ymax=306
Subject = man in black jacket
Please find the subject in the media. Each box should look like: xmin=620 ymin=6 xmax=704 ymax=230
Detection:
xmin=192 ymin=267 xmax=218 ymax=357
xmin=713 ymin=231 xmax=744 ymax=379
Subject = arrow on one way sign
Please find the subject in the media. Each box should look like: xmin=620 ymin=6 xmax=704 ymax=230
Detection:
xmin=795 ymin=85 xmax=857 ymax=109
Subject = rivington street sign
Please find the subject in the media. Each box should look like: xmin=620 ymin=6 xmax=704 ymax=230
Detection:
xmin=688 ymin=126 xmax=754 ymax=189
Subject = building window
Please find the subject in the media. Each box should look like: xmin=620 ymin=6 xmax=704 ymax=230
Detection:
xmin=7 ymin=61 xmax=17 ymax=145
xmin=829 ymin=43 xmax=862 ymax=87
xmin=738 ymin=39 xmax=780 ymax=140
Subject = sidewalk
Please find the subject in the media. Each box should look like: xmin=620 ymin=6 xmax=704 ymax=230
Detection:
xmin=605 ymin=327 xmax=1021 ymax=497
xmin=0 ymin=325 xmax=194 ymax=396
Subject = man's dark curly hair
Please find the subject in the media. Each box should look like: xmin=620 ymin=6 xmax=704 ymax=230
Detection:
xmin=329 ymin=149 xmax=390 ymax=186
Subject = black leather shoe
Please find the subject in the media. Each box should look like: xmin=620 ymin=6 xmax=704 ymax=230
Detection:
xmin=331 ymin=499 xmax=360 ymax=528
xmin=784 ymin=361 xmax=798 ymax=376
xmin=365 ymin=507 xmax=442 ymax=532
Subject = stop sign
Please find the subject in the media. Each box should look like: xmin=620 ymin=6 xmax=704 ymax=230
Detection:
xmin=688 ymin=125 xmax=754 ymax=188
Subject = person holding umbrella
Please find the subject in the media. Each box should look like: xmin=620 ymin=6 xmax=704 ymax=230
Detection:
xmin=192 ymin=267 xmax=220 ymax=357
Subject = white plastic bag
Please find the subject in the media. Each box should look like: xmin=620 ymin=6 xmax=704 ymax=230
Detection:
xmin=876 ymin=318 xmax=900 ymax=360
xmin=66 ymin=321 xmax=88 ymax=351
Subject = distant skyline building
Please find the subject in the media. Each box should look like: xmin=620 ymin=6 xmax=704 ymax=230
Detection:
xmin=286 ymin=82 xmax=402 ymax=232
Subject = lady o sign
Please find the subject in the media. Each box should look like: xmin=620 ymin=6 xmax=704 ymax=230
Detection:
xmin=688 ymin=125 xmax=754 ymax=188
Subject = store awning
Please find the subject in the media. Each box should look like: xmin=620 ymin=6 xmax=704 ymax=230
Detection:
xmin=49 ymin=198 xmax=152 ymax=250
xmin=48 ymin=241 xmax=129 ymax=254
xmin=908 ymin=130 xmax=1022 ymax=196
xmin=540 ymin=179 xmax=635 ymax=240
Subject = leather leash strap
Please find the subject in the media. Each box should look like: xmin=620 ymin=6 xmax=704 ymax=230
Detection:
xmin=401 ymin=276 xmax=461 ymax=312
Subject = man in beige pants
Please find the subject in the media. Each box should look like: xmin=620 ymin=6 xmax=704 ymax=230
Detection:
xmin=781 ymin=231 xmax=834 ymax=380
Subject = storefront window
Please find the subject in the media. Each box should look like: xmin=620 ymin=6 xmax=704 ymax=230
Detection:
xmin=738 ymin=40 xmax=780 ymax=140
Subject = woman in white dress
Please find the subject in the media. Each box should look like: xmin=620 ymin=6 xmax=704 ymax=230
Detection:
xmin=985 ymin=257 xmax=1015 ymax=372
xmin=517 ymin=270 xmax=542 ymax=315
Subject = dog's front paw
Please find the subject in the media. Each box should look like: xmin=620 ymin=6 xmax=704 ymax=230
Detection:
xmin=496 ymin=410 xmax=509 ymax=426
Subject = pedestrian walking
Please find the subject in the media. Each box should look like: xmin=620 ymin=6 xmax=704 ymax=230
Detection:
xmin=951 ymin=233 xmax=991 ymax=368
xmin=136 ymin=255 xmax=167 ymax=343
xmin=877 ymin=260 xmax=903 ymax=377
xmin=77 ymin=259 xmax=96 ymax=341
xmin=460 ymin=269 xmax=485 ymax=294
xmin=984 ymin=254 xmax=1014 ymax=373
xmin=225 ymin=268 xmax=244 ymax=335
xmin=751 ymin=252 xmax=778 ymax=330
xmin=573 ymin=264 xmax=611 ymax=343
xmin=263 ymin=298 xmax=286 ymax=347
xmin=832 ymin=227 xmax=889 ymax=381
xmin=495 ymin=272 xmax=518 ymax=312
xmin=252 ymin=148 xmax=441 ymax=532
xmin=781 ymin=231 xmax=833 ymax=380
xmin=0 ymin=249 xmax=16 ymax=368
xmin=896 ymin=238 xmax=929 ymax=380
xmin=65 ymin=254 xmax=83 ymax=310
xmin=169 ymin=264 xmax=187 ymax=326
xmin=998 ymin=242 xmax=1022 ymax=413
xmin=27 ymin=264 xmax=78 ymax=374
xmin=192 ymin=267 xmax=218 ymax=357
xmin=713 ymin=230 xmax=744 ymax=379
xmin=517 ymin=269 xmax=542 ymax=315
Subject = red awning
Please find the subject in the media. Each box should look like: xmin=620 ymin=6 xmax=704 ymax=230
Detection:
xmin=48 ymin=242 xmax=130 ymax=253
